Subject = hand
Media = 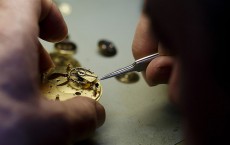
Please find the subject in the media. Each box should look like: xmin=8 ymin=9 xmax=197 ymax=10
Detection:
xmin=0 ymin=0 xmax=105 ymax=145
xmin=132 ymin=13 xmax=179 ymax=104
xmin=132 ymin=13 xmax=173 ymax=85
xmin=140 ymin=0 xmax=229 ymax=145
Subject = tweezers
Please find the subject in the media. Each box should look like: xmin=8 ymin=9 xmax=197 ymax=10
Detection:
xmin=100 ymin=53 xmax=160 ymax=80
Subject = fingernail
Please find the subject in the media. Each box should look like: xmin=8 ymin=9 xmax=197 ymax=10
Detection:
xmin=147 ymin=82 xmax=158 ymax=86
xmin=95 ymin=102 xmax=106 ymax=128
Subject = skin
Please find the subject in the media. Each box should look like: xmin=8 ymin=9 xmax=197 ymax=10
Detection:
xmin=132 ymin=13 xmax=177 ymax=104
xmin=1 ymin=0 xmax=228 ymax=145
xmin=0 ymin=0 xmax=105 ymax=145
xmin=133 ymin=0 xmax=229 ymax=145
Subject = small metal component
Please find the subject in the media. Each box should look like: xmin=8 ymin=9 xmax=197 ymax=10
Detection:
xmin=98 ymin=39 xmax=117 ymax=57
xmin=100 ymin=53 xmax=160 ymax=80
xmin=50 ymin=35 xmax=81 ymax=67
xmin=115 ymin=72 xmax=140 ymax=83
xmin=54 ymin=35 xmax=77 ymax=55
xmin=40 ymin=65 xmax=102 ymax=101
xmin=50 ymin=53 xmax=81 ymax=67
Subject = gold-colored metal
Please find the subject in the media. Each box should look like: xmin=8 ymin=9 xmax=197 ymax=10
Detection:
xmin=50 ymin=53 xmax=81 ymax=67
xmin=40 ymin=65 xmax=102 ymax=101
xmin=115 ymin=72 xmax=140 ymax=84
xmin=50 ymin=35 xmax=81 ymax=67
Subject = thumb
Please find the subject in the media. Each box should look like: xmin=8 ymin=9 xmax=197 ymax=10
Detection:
xmin=39 ymin=97 xmax=105 ymax=144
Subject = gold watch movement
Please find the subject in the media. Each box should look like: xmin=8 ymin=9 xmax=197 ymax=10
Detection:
xmin=40 ymin=65 xmax=102 ymax=101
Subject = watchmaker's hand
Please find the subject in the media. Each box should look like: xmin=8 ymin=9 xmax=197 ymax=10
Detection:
xmin=0 ymin=0 xmax=105 ymax=145
xmin=132 ymin=13 xmax=174 ymax=85
xmin=132 ymin=12 xmax=179 ymax=104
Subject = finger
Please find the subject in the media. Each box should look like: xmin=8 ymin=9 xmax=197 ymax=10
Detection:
xmin=145 ymin=56 xmax=174 ymax=86
xmin=41 ymin=97 xmax=105 ymax=143
xmin=0 ymin=0 xmax=66 ymax=68
xmin=0 ymin=0 xmax=66 ymax=99
xmin=39 ymin=0 xmax=68 ymax=42
xmin=168 ymin=61 xmax=181 ymax=105
xmin=132 ymin=13 xmax=158 ymax=59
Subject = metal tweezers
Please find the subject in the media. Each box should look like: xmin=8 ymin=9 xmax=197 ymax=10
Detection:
xmin=100 ymin=53 xmax=160 ymax=80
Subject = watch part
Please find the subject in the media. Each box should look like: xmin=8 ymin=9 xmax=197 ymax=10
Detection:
xmin=40 ymin=66 xmax=102 ymax=101
xmin=50 ymin=35 xmax=81 ymax=67
xmin=98 ymin=39 xmax=117 ymax=57
xmin=54 ymin=36 xmax=77 ymax=55
xmin=115 ymin=72 xmax=140 ymax=84
xmin=50 ymin=52 xmax=81 ymax=67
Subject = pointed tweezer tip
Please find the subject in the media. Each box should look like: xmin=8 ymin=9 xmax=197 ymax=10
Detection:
xmin=100 ymin=64 xmax=135 ymax=81
xmin=100 ymin=75 xmax=111 ymax=81
xmin=100 ymin=77 xmax=105 ymax=80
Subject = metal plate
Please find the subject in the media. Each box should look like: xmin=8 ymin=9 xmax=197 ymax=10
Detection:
xmin=40 ymin=66 xmax=102 ymax=101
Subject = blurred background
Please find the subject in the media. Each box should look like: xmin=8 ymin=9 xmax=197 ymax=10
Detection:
xmin=40 ymin=0 xmax=183 ymax=144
